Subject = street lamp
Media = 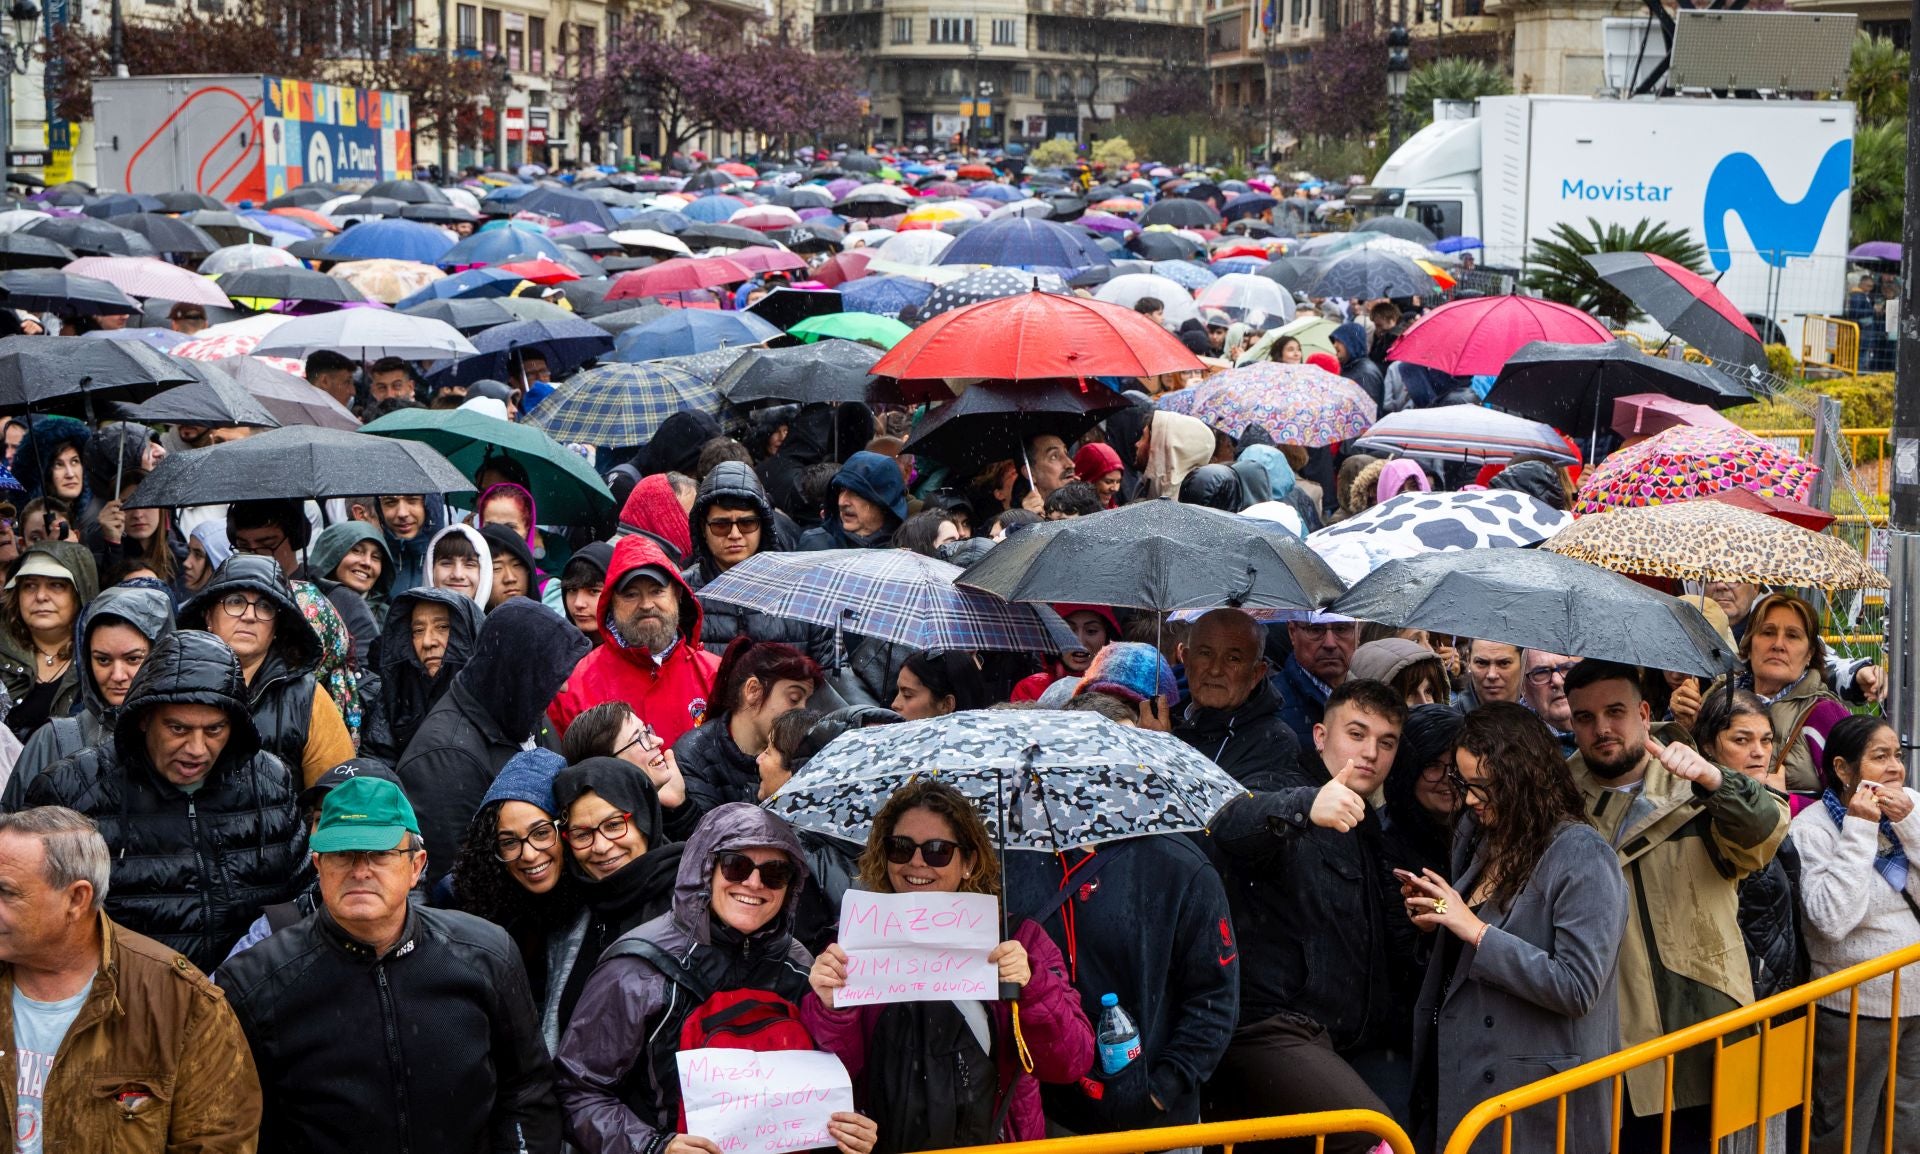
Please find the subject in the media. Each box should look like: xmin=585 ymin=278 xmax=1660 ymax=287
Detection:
xmin=967 ymin=37 xmax=981 ymax=156
xmin=1385 ymin=23 xmax=1410 ymax=154
xmin=0 ymin=1 xmax=40 ymax=160
xmin=488 ymin=50 xmax=512 ymax=170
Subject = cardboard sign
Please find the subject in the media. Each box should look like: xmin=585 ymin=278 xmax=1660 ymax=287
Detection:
xmin=836 ymin=891 xmax=999 ymax=1005
xmin=677 ymin=1049 xmax=855 ymax=1153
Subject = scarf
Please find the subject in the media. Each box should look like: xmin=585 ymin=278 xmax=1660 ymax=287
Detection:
xmin=1822 ymin=788 xmax=1909 ymax=893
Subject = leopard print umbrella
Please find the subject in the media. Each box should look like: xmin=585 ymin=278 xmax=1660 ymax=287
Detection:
xmin=1543 ymin=499 xmax=1886 ymax=590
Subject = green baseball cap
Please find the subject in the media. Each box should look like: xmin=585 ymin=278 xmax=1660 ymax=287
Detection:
xmin=310 ymin=776 xmax=420 ymax=854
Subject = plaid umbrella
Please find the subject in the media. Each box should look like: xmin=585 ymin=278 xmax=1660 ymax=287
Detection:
xmin=1307 ymin=490 xmax=1571 ymax=583
xmin=1543 ymin=500 xmax=1886 ymax=590
xmin=920 ymin=268 xmax=1067 ymax=319
xmin=1157 ymin=362 xmax=1376 ymax=447
xmin=698 ymin=549 xmax=1077 ymax=655
xmin=1572 ymin=425 xmax=1819 ymax=516
xmin=766 ymin=711 xmax=1247 ymax=852
xmin=525 ymin=359 xmax=721 ymax=448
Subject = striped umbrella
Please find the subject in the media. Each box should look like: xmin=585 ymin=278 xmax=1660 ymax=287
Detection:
xmin=1350 ymin=407 xmax=1579 ymax=465
xmin=64 ymin=256 xmax=231 ymax=307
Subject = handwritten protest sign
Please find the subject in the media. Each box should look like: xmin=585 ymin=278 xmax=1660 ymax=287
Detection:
xmin=836 ymin=890 xmax=999 ymax=1006
xmin=677 ymin=1048 xmax=855 ymax=1154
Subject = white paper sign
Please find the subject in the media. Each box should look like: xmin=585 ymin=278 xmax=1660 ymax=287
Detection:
xmin=835 ymin=890 xmax=999 ymax=1006
xmin=677 ymin=1048 xmax=855 ymax=1154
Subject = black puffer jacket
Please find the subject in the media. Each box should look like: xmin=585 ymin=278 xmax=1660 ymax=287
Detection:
xmin=1738 ymin=836 xmax=1807 ymax=1001
xmin=359 ymin=587 xmax=485 ymax=764
xmin=398 ymin=599 xmax=589 ymax=886
xmin=177 ymin=554 xmax=324 ymax=775
xmin=1174 ymin=677 xmax=1303 ymax=784
xmin=681 ymin=462 xmax=832 ymax=664
xmin=757 ymin=402 xmax=870 ymax=527
xmin=25 ymin=630 xmax=304 ymax=972
xmin=671 ymin=715 xmax=761 ymax=819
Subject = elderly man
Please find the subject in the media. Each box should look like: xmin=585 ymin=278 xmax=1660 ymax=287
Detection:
xmin=1023 ymin=433 xmax=1078 ymax=506
xmin=0 ymin=806 xmax=260 ymax=1151
xmin=218 ymin=776 xmax=560 ymax=1153
xmin=798 ymin=451 xmax=908 ymax=550
xmin=1174 ymin=608 xmax=1301 ymax=779
xmin=1274 ymin=612 xmax=1359 ymax=748
xmin=1452 ymin=639 xmax=1523 ymax=711
xmin=26 ymin=631 xmax=305 ymax=972
xmin=1521 ymin=650 xmax=1580 ymax=755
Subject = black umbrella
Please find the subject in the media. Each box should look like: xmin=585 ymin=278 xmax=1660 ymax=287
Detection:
xmin=0 ymin=269 xmax=139 ymax=315
xmin=179 ymin=210 xmax=272 ymax=247
xmin=556 ymin=279 xmax=612 ymax=314
xmin=903 ymin=379 xmax=1130 ymax=472
xmin=399 ymin=297 xmax=518 ymax=333
xmin=104 ymin=213 xmax=221 ymax=256
xmin=1222 ymin=194 xmax=1278 ymax=222
xmin=264 ymin=186 xmax=335 ymax=209
xmin=1355 ymin=215 xmax=1438 ymax=244
xmin=515 ymin=188 xmax=621 ymax=230
xmin=80 ymin=193 xmax=160 ymax=219
xmin=1045 ymin=194 xmax=1087 ymax=222
xmin=841 ymin=155 xmax=881 ymax=174
xmin=715 ymin=341 xmax=882 ymax=405
xmin=585 ymin=304 xmax=671 ymax=336
xmin=365 ymin=179 xmax=450 ymax=205
xmin=0 ymin=335 xmax=195 ymax=417
xmin=118 ymin=363 xmax=281 ymax=428
xmin=0 ymin=232 xmax=76 ymax=270
xmin=922 ymin=269 xmax=1066 ymax=319
xmin=284 ymin=236 xmax=334 ymax=262
xmin=683 ymin=170 xmax=736 ymax=191
xmin=218 ymin=267 xmax=368 ymax=304
xmin=210 ymin=355 xmax=360 ymax=430
xmin=677 ymin=222 xmax=779 ymax=250
xmin=124 ymin=425 xmax=469 ymax=509
xmin=399 ymin=202 xmax=482 ymax=225
xmin=1327 ymin=549 xmax=1735 ymax=676
xmin=599 ymin=255 xmax=657 ymax=274
xmin=1258 ymin=255 xmax=1325 ymax=292
xmin=556 ymin=232 xmax=623 ymax=255
xmin=23 ymin=216 xmax=155 ymax=257
xmin=153 ymin=190 xmax=228 ymax=213
xmin=1485 ymin=341 xmax=1753 ymax=449
xmin=958 ymin=496 xmax=1346 ymax=612
xmin=1139 ymin=199 xmax=1218 ymax=229
xmin=1127 ymin=232 xmax=1206 ymax=262
xmin=1584 ymin=251 xmax=1768 ymax=376
xmin=334 ymin=196 xmax=408 ymax=219
xmin=1305 ymin=250 xmax=1436 ymax=299
xmin=748 ymin=286 xmax=842 ymax=332
xmin=762 ymin=225 xmax=841 ymax=253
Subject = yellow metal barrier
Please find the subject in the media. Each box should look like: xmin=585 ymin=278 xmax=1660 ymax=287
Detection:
xmin=1443 ymin=942 xmax=1920 ymax=1154
xmin=1799 ymin=315 xmax=1861 ymax=376
xmin=923 ymin=1112 xmax=1415 ymax=1154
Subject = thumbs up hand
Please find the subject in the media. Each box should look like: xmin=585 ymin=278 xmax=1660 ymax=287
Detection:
xmin=1311 ymin=760 xmax=1369 ymax=833
xmin=1645 ymin=736 xmax=1723 ymax=793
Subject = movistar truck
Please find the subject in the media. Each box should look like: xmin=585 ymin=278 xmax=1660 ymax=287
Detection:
xmin=1348 ymin=95 xmax=1856 ymax=345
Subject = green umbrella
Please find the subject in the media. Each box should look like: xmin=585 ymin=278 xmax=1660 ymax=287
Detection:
xmin=358 ymin=406 xmax=614 ymax=524
xmin=789 ymin=313 xmax=912 ymax=349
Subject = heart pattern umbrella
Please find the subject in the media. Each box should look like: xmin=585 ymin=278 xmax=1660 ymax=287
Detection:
xmin=1572 ymin=425 xmax=1819 ymax=516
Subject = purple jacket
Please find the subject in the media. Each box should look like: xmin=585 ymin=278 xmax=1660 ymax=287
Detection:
xmin=801 ymin=919 xmax=1095 ymax=1143
xmin=555 ymin=803 xmax=816 ymax=1154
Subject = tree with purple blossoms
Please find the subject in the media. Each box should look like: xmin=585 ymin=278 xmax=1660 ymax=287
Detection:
xmin=1280 ymin=20 xmax=1388 ymax=142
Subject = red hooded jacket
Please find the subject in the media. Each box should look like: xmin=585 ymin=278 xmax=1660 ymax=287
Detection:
xmin=547 ymin=535 xmax=721 ymax=746
xmin=619 ymin=474 xmax=693 ymax=564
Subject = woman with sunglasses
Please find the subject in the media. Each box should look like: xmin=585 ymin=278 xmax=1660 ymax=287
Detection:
xmin=1400 ymin=702 xmax=1628 ymax=1154
xmin=557 ymin=802 xmax=878 ymax=1154
xmin=803 ymin=780 xmax=1094 ymax=1150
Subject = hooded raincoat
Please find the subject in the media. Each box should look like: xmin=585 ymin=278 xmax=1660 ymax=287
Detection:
xmin=425 ymin=522 xmax=495 ymax=609
xmin=358 ymin=586 xmax=486 ymax=764
xmin=302 ymin=520 xmax=395 ymax=661
xmin=0 ymin=539 xmax=100 ymax=731
xmin=619 ymin=474 xmax=694 ymax=566
xmin=683 ymin=462 xmax=832 ymax=662
xmin=798 ymin=452 xmax=907 ymax=550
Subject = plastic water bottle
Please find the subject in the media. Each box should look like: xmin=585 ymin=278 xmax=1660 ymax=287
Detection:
xmin=1095 ymin=993 xmax=1141 ymax=1076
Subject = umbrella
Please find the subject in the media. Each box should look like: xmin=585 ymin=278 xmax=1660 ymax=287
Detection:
xmin=1542 ymin=500 xmax=1886 ymax=590
xmin=512 ymin=188 xmax=620 ymax=230
xmin=393 ymin=266 xmax=524 ymax=307
xmin=606 ymin=257 xmax=752 ymax=300
xmin=85 ymin=327 xmax=190 ymax=352
xmin=1138 ymin=199 xmax=1218 ymax=229
xmin=208 ymin=355 xmax=358 ymax=430
xmin=64 ymin=256 xmax=232 ymax=308
xmin=700 ymin=549 xmax=1078 ymax=655
xmin=870 ymin=292 xmax=1202 ymax=399
xmin=153 ymin=190 xmax=229 ymax=213
xmin=81 ymin=193 xmax=161 ymax=218
xmin=331 ymin=196 xmax=409 ymax=220
xmin=839 ymin=275 xmax=933 ymax=319
xmin=1127 ymin=232 xmax=1207 ymax=263
xmin=525 ymin=359 xmax=722 ymax=448
xmin=920 ymin=269 xmax=1067 ymax=319
xmin=178 ymin=210 xmax=272 ymax=247
xmin=811 ymin=251 xmax=875 ymax=287
xmin=765 ymin=711 xmax=1247 ymax=852
xmin=1571 ymin=425 xmax=1819 ymax=516
xmin=1327 ymin=549 xmax=1736 ymax=676
xmin=731 ymin=205 xmax=804 ymax=231
xmin=1584 ymin=251 xmax=1766 ymax=376
xmin=745 ymin=287 xmax=841 ymax=333
xmin=872 ymin=231 xmax=953 ymax=267
xmin=609 ymin=229 xmax=693 ymax=258
xmin=217 ymin=266 xmax=368 ymax=305
xmin=100 ymin=214 xmax=220 ymax=257
xmin=1697 ymin=486 xmax=1834 ymax=533
xmin=1388 ymin=295 xmax=1614 ymax=377
xmin=715 ymin=341 xmax=883 ymax=405
xmin=198 ymin=244 xmax=300 ymax=276
xmin=329 ymin=259 xmax=447 ymax=304
xmin=904 ymin=379 xmax=1129 ymax=471
xmin=360 ymin=405 xmax=614 ymax=522
xmin=609 ymin=311 xmax=780 ymax=361
xmin=1222 ymin=194 xmax=1278 ymax=222
xmin=788 ymin=313 xmax=911 ymax=349
xmin=399 ymin=203 xmax=482 ymax=226
xmin=1157 ymin=363 xmax=1375 ymax=447
xmin=426 ymin=317 xmax=615 ymax=388
xmin=400 ymin=298 xmax=519 ymax=333
xmin=584 ymin=304 xmax=671 ymax=336
xmin=1350 ymin=406 xmax=1577 ymax=465
xmin=1092 ymin=273 xmax=1201 ymax=327
xmin=1485 ymin=340 xmax=1751 ymax=450
xmin=0 ymin=232 xmax=76 ymax=270
xmin=936 ymin=217 xmax=1110 ymax=271
xmin=118 ymin=364 xmax=281 ymax=428
xmin=0 ymin=269 xmax=139 ymax=315
xmin=1610 ymin=393 xmax=1741 ymax=440
xmin=1257 ymin=256 xmax=1325 ymax=293
xmin=0 ymin=335 xmax=196 ymax=416
xmin=1304 ymin=250 xmax=1436 ymax=299
xmin=1354 ymin=216 xmax=1438 ymax=244
xmin=1849 ymin=241 xmax=1901 ymax=263
xmin=494 ymin=258 xmax=581 ymax=285
xmin=24 ymin=217 xmax=156 ymax=257
xmin=1194 ymin=274 xmax=1296 ymax=326
xmin=1150 ymin=260 xmax=1217 ymax=290
xmin=957 ymin=498 xmax=1345 ymax=613
xmin=1306 ymin=490 xmax=1571 ymax=583
xmin=725 ymin=248 xmax=807 ymax=277
xmin=125 ymin=425 xmax=471 ymax=509
xmin=439 ymin=229 xmax=566 ymax=267
xmin=365 ymin=179 xmax=450 ymax=205
xmin=320 ymin=219 xmax=455 ymax=264
xmin=253 ymin=311 xmax=478 ymax=360
xmin=678 ymin=222 xmax=781 ymax=251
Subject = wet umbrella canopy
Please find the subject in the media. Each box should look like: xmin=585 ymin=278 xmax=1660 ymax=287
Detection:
xmin=713 ymin=341 xmax=883 ymax=405
xmin=125 ymin=425 xmax=472 ymax=508
xmin=0 ymin=335 xmax=195 ymax=416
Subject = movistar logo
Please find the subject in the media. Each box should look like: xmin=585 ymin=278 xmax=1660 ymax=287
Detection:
xmin=1559 ymin=179 xmax=1674 ymax=203
xmin=1702 ymin=140 xmax=1852 ymax=272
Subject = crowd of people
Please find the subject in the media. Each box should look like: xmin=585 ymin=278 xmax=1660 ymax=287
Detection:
xmin=0 ymin=152 xmax=1900 ymax=1154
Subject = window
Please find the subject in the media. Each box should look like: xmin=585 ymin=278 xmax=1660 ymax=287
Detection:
xmin=1036 ymin=72 xmax=1052 ymax=99
xmin=1135 ymin=0 xmax=1148 ymax=11
xmin=892 ymin=15 xmax=912 ymax=41
xmin=1011 ymin=70 xmax=1029 ymax=94
xmin=929 ymin=16 xmax=973 ymax=43
xmin=576 ymin=23 xmax=596 ymax=74
xmin=529 ymin=17 xmax=545 ymax=71
xmin=481 ymin=7 xmax=501 ymax=53
xmin=456 ymin=3 xmax=478 ymax=49
xmin=991 ymin=17 xmax=1016 ymax=44
xmin=506 ymin=28 xmax=524 ymax=69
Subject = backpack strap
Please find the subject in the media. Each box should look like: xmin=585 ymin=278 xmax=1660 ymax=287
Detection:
xmin=601 ymin=936 xmax=716 ymax=1002
xmin=1026 ymin=847 xmax=1119 ymax=926
xmin=598 ymin=936 xmax=717 ymax=1128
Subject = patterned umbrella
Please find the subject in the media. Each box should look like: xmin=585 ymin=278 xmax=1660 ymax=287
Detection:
xmin=1150 ymin=260 xmax=1216 ymax=290
xmin=1571 ymin=425 xmax=1819 ymax=516
xmin=1542 ymin=500 xmax=1886 ymax=590
xmin=525 ymin=359 xmax=722 ymax=448
xmin=838 ymin=275 xmax=933 ymax=319
xmin=921 ymin=268 xmax=1067 ymax=318
xmin=1350 ymin=407 xmax=1578 ymax=465
xmin=1308 ymin=490 xmax=1571 ymax=584
xmin=766 ymin=711 xmax=1247 ymax=852
xmin=1157 ymin=362 xmax=1376 ymax=447
xmin=698 ymin=549 xmax=1077 ymax=655
xmin=328 ymin=259 xmax=447 ymax=304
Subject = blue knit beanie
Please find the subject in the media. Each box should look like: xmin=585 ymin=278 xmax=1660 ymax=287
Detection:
xmin=481 ymin=748 xmax=566 ymax=816
xmin=1074 ymin=642 xmax=1179 ymax=705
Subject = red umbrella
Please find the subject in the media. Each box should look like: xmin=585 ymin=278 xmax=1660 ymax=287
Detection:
xmin=607 ymin=256 xmax=753 ymax=300
xmin=1388 ymin=295 xmax=1612 ymax=376
xmin=956 ymin=165 xmax=996 ymax=180
xmin=716 ymin=162 xmax=757 ymax=178
xmin=1585 ymin=252 xmax=1764 ymax=375
xmin=871 ymin=292 xmax=1202 ymax=402
xmin=727 ymin=248 xmax=808 ymax=276
xmin=495 ymin=258 xmax=580 ymax=284
xmin=1698 ymin=487 xmax=1834 ymax=532
xmin=812 ymin=250 xmax=874 ymax=287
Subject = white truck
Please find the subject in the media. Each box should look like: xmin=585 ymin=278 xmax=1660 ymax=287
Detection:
xmin=1348 ymin=94 xmax=1856 ymax=345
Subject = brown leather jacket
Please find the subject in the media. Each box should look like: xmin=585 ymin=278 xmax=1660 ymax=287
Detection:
xmin=0 ymin=914 xmax=260 ymax=1152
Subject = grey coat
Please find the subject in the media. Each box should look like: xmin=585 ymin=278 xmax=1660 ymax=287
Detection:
xmin=1412 ymin=818 xmax=1628 ymax=1154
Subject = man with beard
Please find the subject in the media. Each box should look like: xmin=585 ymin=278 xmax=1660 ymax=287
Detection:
xmin=1564 ymin=661 xmax=1786 ymax=1154
xmin=547 ymin=535 xmax=721 ymax=748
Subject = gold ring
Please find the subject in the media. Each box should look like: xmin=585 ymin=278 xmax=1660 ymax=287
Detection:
xmin=1432 ymin=898 xmax=1449 ymax=916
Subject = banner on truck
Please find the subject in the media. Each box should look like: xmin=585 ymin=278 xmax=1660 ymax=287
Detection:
xmin=262 ymin=78 xmax=412 ymax=197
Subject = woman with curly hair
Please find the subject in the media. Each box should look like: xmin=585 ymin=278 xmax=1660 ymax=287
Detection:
xmin=1401 ymin=702 xmax=1629 ymax=1154
xmin=802 ymin=779 xmax=1094 ymax=1150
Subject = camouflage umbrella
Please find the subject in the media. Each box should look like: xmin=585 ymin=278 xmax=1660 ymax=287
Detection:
xmin=1542 ymin=499 xmax=1887 ymax=590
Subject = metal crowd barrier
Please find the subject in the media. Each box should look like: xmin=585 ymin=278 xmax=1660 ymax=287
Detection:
xmin=923 ymin=1111 xmax=1415 ymax=1154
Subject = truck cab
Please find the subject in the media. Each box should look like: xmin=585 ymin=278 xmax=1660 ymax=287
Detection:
xmin=1347 ymin=116 xmax=1485 ymax=242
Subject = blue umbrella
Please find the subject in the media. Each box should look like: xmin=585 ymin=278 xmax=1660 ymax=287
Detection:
xmin=608 ymin=311 xmax=781 ymax=361
xmin=237 ymin=209 xmax=314 ymax=241
xmin=478 ymin=218 xmax=550 ymax=235
xmin=423 ymin=316 xmax=615 ymax=387
xmin=439 ymin=228 xmax=567 ymax=268
xmin=320 ymin=219 xmax=455 ymax=263
xmin=81 ymin=193 xmax=163 ymax=219
xmin=1152 ymin=260 xmax=1217 ymax=290
xmin=1222 ymin=193 xmax=1278 ymax=221
xmin=394 ymin=267 xmax=526 ymax=309
xmin=937 ymin=217 xmax=1112 ymax=271
xmin=681 ymin=197 xmax=745 ymax=223
xmin=969 ymin=184 xmax=1024 ymax=203
xmin=514 ymin=188 xmax=621 ymax=229
xmin=83 ymin=327 xmax=190 ymax=351
xmin=482 ymin=185 xmax=541 ymax=205
xmin=1210 ymin=257 xmax=1269 ymax=276
xmin=1433 ymin=236 xmax=1483 ymax=254
xmin=838 ymin=275 xmax=933 ymax=319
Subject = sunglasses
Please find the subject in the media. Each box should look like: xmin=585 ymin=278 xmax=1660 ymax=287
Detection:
xmin=716 ymin=850 xmax=795 ymax=890
xmin=883 ymin=836 xmax=961 ymax=868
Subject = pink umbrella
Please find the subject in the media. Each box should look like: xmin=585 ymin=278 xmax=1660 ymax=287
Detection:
xmin=1388 ymin=295 xmax=1612 ymax=376
xmin=727 ymin=248 xmax=808 ymax=275
xmin=63 ymin=255 xmax=232 ymax=308
xmin=729 ymin=204 xmax=804 ymax=231
xmin=547 ymin=221 xmax=606 ymax=238
xmin=1610 ymin=392 xmax=1739 ymax=440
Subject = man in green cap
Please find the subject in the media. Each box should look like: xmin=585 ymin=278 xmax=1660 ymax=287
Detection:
xmin=217 ymin=775 xmax=562 ymax=1152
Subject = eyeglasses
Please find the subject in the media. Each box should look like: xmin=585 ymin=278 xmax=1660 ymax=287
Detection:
xmin=1445 ymin=768 xmax=1490 ymax=802
xmin=494 ymin=821 xmax=559 ymax=862
xmin=611 ymin=722 xmax=657 ymax=760
xmin=704 ymin=516 xmax=761 ymax=538
xmin=218 ymin=594 xmax=273 ymax=620
xmin=883 ymin=836 xmax=960 ymax=868
xmin=562 ymin=812 xmax=633 ymax=850
xmin=234 ymin=535 xmax=286 ymax=556
xmin=1525 ymin=662 xmax=1580 ymax=686
xmin=716 ymin=850 xmax=796 ymax=890
xmin=319 ymin=847 xmax=418 ymax=871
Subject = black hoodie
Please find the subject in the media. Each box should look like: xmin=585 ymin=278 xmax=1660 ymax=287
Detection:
xmin=633 ymin=409 xmax=724 ymax=478
xmin=359 ymin=586 xmax=486 ymax=763
xmin=681 ymin=462 xmax=832 ymax=663
xmin=757 ymin=402 xmax=872 ymax=527
xmin=398 ymin=599 xmax=589 ymax=885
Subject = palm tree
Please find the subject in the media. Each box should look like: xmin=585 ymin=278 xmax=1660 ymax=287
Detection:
xmin=1523 ymin=219 xmax=1708 ymax=324
xmin=1406 ymin=58 xmax=1510 ymax=129
xmin=1846 ymin=33 xmax=1908 ymax=128
xmin=1850 ymin=121 xmax=1906 ymax=246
